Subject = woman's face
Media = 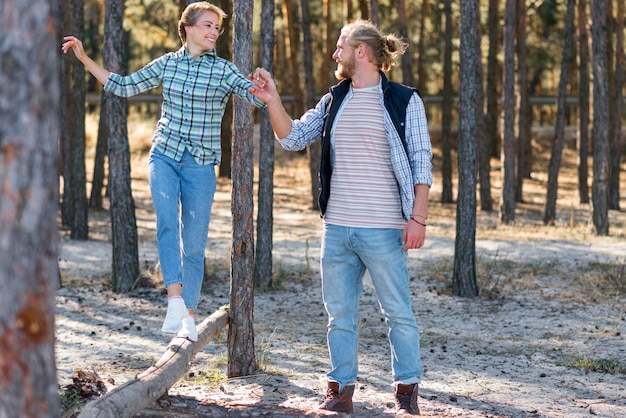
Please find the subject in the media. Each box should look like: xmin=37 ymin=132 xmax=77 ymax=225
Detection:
xmin=185 ymin=11 xmax=221 ymax=52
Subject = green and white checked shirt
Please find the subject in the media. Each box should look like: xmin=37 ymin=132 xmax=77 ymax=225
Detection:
xmin=104 ymin=46 xmax=265 ymax=166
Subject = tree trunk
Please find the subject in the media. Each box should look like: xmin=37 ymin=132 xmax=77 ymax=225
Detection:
xmin=396 ymin=0 xmax=412 ymax=85
xmin=369 ymin=0 xmax=379 ymax=25
xmin=283 ymin=0 xmax=304 ymax=117
xmin=609 ymin=0 xmax=623 ymax=210
xmin=577 ymin=0 xmax=591 ymax=204
xmin=515 ymin=0 xmax=529 ymax=203
xmin=229 ymin=0 xmax=258 ymax=377
xmin=500 ymin=0 xmax=516 ymax=224
xmin=322 ymin=0 xmax=334 ymax=89
xmin=90 ymin=96 xmax=108 ymax=208
xmin=474 ymin=8 xmax=489 ymax=213
xmin=77 ymin=307 xmax=229 ymax=418
xmin=0 ymin=0 xmax=61 ymax=416
xmin=416 ymin=0 xmax=429 ymax=93
xmin=301 ymin=0 xmax=321 ymax=211
xmin=60 ymin=0 xmax=72 ymax=227
xmin=486 ymin=0 xmax=500 ymax=159
xmin=453 ymin=0 xmax=479 ymax=299
xmin=440 ymin=0 xmax=454 ymax=204
xmin=68 ymin=0 xmax=89 ymax=239
xmin=255 ymin=0 xmax=276 ymax=290
xmin=590 ymin=0 xmax=610 ymax=235
xmin=544 ymin=0 xmax=576 ymax=225
xmin=218 ymin=0 xmax=234 ymax=179
xmin=103 ymin=0 xmax=139 ymax=291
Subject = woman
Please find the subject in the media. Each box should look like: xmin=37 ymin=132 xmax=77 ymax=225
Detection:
xmin=62 ymin=2 xmax=265 ymax=342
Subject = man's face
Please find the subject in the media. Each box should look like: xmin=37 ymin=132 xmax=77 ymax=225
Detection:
xmin=332 ymin=34 xmax=357 ymax=80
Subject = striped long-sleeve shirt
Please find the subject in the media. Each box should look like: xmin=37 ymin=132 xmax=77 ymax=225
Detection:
xmin=104 ymin=46 xmax=265 ymax=165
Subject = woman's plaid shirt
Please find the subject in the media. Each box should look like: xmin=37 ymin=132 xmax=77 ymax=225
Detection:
xmin=104 ymin=46 xmax=265 ymax=166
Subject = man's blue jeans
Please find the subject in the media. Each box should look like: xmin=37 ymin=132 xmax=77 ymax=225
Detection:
xmin=321 ymin=224 xmax=423 ymax=388
xmin=148 ymin=148 xmax=216 ymax=310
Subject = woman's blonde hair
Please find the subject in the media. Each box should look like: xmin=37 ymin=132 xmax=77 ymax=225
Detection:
xmin=178 ymin=2 xmax=227 ymax=44
xmin=341 ymin=19 xmax=407 ymax=72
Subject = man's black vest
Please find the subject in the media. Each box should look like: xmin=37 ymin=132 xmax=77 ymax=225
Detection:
xmin=318 ymin=72 xmax=419 ymax=216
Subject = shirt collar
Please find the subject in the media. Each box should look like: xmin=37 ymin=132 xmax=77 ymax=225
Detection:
xmin=176 ymin=46 xmax=217 ymax=60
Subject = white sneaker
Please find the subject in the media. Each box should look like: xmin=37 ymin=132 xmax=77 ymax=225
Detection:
xmin=177 ymin=315 xmax=198 ymax=342
xmin=161 ymin=298 xmax=187 ymax=334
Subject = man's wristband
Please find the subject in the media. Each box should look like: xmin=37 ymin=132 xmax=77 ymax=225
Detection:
xmin=410 ymin=216 xmax=427 ymax=227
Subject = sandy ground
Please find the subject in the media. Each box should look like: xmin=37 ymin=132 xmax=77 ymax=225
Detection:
xmin=56 ymin=146 xmax=626 ymax=417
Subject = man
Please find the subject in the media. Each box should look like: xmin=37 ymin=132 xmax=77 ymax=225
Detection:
xmin=250 ymin=19 xmax=432 ymax=415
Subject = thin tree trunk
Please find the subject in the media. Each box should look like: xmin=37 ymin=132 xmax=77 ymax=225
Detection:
xmin=255 ymin=0 xmax=276 ymax=289
xmin=229 ymin=0 xmax=257 ymax=377
xmin=0 ymin=0 xmax=61 ymax=415
xmin=515 ymin=0 xmax=529 ymax=203
xmin=486 ymin=0 xmax=500 ymax=159
xmin=90 ymin=96 xmax=107 ymax=208
xmin=323 ymin=0 xmax=334 ymax=88
xmin=283 ymin=0 xmax=304 ymax=117
xmin=396 ymin=0 xmax=411 ymax=85
xmin=67 ymin=0 xmax=89 ymax=239
xmin=104 ymin=0 xmax=139 ymax=292
xmin=369 ymin=0 xmax=379 ymax=25
xmin=218 ymin=0 xmax=233 ymax=178
xmin=441 ymin=0 xmax=454 ymax=204
xmin=60 ymin=0 xmax=72 ymax=227
xmin=578 ymin=0 xmax=591 ymax=204
xmin=544 ymin=0 xmax=576 ymax=225
xmin=609 ymin=0 xmax=623 ymax=210
xmin=416 ymin=0 xmax=429 ymax=93
xmin=453 ymin=0 xmax=479 ymax=299
xmin=474 ymin=9 xmax=490 ymax=212
xmin=301 ymin=0 xmax=321 ymax=211
xmin=500 ymin=0 xmax=516 ymax=224
xmin=590 ymin=0 xmax=610 ymax=235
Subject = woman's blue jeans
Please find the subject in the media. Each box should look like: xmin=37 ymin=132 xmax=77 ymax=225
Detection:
xmin=148 ymin=148 xmax=216 ymax=310
xmin=321 ymin=224 xmax=423 ymax=388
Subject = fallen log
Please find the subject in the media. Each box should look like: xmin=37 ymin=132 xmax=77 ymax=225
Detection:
xmin=77 ymin=305 xmax=230 ymax=418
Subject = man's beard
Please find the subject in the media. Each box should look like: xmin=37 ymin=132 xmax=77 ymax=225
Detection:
xmin=334 ymin=55 xmax=356 ymax=80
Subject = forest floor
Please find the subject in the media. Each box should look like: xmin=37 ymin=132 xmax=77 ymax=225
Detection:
xmin=56 ymin=126 xmax=626 ymax=417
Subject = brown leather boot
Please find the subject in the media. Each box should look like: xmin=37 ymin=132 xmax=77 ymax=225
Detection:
xmin=318 ymin=381 xmax=354 ymax=413
xmin=394 ymin=383 xmax=420 ymax=415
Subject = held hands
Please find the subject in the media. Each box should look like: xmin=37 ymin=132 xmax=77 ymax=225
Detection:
xmin=248 ymin=68 xmax=278 ymax=103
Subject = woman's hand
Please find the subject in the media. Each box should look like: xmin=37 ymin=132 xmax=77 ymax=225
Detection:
xmin=61 ymin=36 xmax=87 ymax=61
xmin=248 ymin=67 xmax=279 ymax=104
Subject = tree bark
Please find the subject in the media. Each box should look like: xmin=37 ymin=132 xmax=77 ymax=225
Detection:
xmin=544 ymin=0 xmax=576 ymax=225
xmin=0 ymin=0 xmax=61 ymax=415
xmin=577 ymin=0 xmax=591 ymax=204
xmin=590 ymin=0 xmax=610 ymax=235
xmin=229 ymin=0 xmax=258 ymax=377
xmin=77 ymin=307 xmax=229 ymax=418
xmin=416 ymin=0 xmax=430 ymax=93
xmin=396 ymin=0 xmax=412 ymax=85
xmin=218 ymin=0 xmax=234 ymax=178
xmin=103 ymin=0 xmax=139 ymax=291
xmin=515 ymin=0 xmax=529 ymax=203
xmin=283 ymin=0 xmax=304 ymax=118
xmin=301 ymin=0 xmax=321 ymax=211
xmin=90 ymin=96 xmax=108 ymax=209
xmin=608 ymin=0 xmax=624 ymax=210
xmin=440 ymin=0 xmax=454 ymax=204
xmin=486 ymin=0 xmax=500 ymax=159
xmin=68 ymin=0 xmax=89 ymax=239
xmin=453 ymin=0 xmax=479 ymax=299
xmin=500 ymin=0 xmax=516 ymax=224
xmin=255 ymin=0 xmax=276 ymax=289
